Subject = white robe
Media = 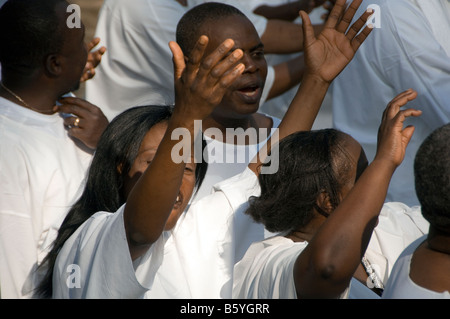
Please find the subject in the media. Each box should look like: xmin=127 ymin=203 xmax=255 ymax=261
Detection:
xmin=52 ymin=168 xmax=265 ymax=299
xmin=0 ymin=97 xmax=92 ymax=298
xmin=382 ymin=235 xmax=450 ymax=299
xmin=330 ymin=0 xmax=450 ymax=206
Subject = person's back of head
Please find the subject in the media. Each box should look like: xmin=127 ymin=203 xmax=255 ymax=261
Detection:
xmin=414 ymin=123 xmax=450 ymax=232
xmin=0 ymin=0 xmax=66 ymax=76
xmin=247 ymin=129 xmax=355 ymax=233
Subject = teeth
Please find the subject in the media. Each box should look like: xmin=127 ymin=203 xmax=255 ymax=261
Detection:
xmin=176 ymin=195 xmax=181 ymax=202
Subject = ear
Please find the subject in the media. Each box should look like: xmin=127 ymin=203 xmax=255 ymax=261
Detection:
xmin=44 ymin=54 xmax=63 ymax=77
xmin=315 ymin=191 xmax=334 ymax=217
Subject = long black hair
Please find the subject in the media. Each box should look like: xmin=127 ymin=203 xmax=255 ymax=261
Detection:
xmin=246 ymin=129 xmax=353 ymax=233
xmin=35 ymin=105 xmax=208 ymax=298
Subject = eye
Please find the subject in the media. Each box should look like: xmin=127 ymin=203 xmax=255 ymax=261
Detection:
xmin=252 ymin=50 xmax=265 ymax=59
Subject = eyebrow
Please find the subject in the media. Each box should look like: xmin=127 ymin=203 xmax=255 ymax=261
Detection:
xmin=250 ymin=42 xmax=264 ymax=52
xmin=233 ymin=42 xmax=264 ymax=52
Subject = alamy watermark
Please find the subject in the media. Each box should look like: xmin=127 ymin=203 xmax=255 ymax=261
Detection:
xmin=367 ymin=4 xmax=381 ymax=29
xmin=66 ymin=4 xmax=81 ymax=29
xmin=170 ymin=120 xmax=280 ymax=175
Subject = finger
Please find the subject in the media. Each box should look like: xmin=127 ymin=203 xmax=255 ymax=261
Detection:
xmin=91 ymin=47 xmax=106 ymax=68
xmin=169 ymin=41 xmax=186 ymax=81
xmin=395 ymin=108 xmax=422 ymax=143
xmin=344 ymin=7 xmax=371 ymax=40
xmin=299 ymin=10 xmax=315 ymax=47
xmin=402 ymin=125 xmax=416 ymax=146
xmin=86 ymin=37 xmax=101 ymax=51
xmin=195 ymin=38 xmax=235 ymax=82
xmin=63 ymin=115 xmax=82 ymax=129
xmin=350 ymin=24 xmax=373 ymax=52
xmin=57 ymin=98 xmax=97 ymax=117
xmin=386 ymin=89 xmax=418 ymax=119
xmin=209 ymin=63 xmax=245 ymax=105
xmin=185 ymin=35 xmax=210 ymax=84
xmin=323 ymin=0 xmax=347 ymax=29
xmin=336 ymin=0 xmax=362 ymax=33
xmin=203 ymin=48 xmax=243 ymax=87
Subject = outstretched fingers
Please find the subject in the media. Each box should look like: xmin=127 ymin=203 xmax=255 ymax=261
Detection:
xmin=335 ymin=0 xmax=362 ymax=33
xmin=346 ymin=9 xmax=374 ymax=51
xmin=383 ymin=89 xmax=420 ymax=121
xmin=323 ymin=0 xmax=348 ymax=29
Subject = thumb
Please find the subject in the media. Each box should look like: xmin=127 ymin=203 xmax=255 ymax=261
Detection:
xmin=169 ymin=41 xmax=186 ymax=81
xmin=299 ymin=10 xmax=315 ymax=47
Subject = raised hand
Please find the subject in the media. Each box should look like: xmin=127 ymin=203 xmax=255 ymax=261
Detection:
xmin=300 ymin=0 xmax=373 ymax=83
xmin=376 ymin=89 xmax=422 ymax=168
xmin=80 ymin=37 xmax=107 ymax=83
xmin=169 ymin=36 xmax=244 ymax=122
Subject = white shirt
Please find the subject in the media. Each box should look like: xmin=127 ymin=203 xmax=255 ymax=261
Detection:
xmin=0 ymin=97 xmax=92 ymax=298
xmin=86 ymin=0 xmax=274 ymax=121
xmin=53 ymin=167 xmax=265 ymax=298
xmin=349 ymin=202 xmax=429 ymax=298
xmin=233 ymin=235 xmax=350 ymax=299
xmin=193 ymin=115 xmax=281 ymax=200
xmin=232 ymin=202 xmax=428 ymax=299
xmin=330 ymin=0 xmax=450 ymax=206
xmin=382 ymin=235 xmax=450 ymax=299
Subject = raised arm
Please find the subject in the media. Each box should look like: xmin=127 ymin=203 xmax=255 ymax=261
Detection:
xmin=249 ymin=0 xmax=373 ymax=175
xmin=294 ymin=89 xmax=422 ymax=298
xmin=124 ymin=36 xmax=244 ymax=260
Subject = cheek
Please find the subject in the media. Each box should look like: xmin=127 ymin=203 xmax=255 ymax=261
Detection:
xmin=181 ymin=174 xmax=196 ymax=205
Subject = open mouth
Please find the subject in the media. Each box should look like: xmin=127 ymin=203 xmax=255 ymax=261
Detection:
xmin=173 ymin=193 xmax=183 ymax=209
xmin=236 ymin=85 xmax=261 ymax=103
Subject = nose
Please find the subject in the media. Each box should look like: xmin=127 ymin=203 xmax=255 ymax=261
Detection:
xmin=242 ymin=53 xmax=258 ymax=74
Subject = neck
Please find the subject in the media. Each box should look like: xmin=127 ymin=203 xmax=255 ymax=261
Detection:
xmin=286 ymin=212 xmax=327 ymax=243
xmin=427 ymin=226 xmax=450 ymax=255
xmin=0 ymin=78 xmax=58 ymax=115
xmin=202 ymin=113 xmax=261 ymax=144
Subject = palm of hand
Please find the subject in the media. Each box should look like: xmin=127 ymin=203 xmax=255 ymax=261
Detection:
xmin=305 ymin=29 xmax=355 ymax=83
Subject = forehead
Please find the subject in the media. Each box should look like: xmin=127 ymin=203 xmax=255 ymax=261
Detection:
xmin=139 ymin=121 xmax=168 ymax=152
xmin=201 ymin=14 xmax=261 ymax=49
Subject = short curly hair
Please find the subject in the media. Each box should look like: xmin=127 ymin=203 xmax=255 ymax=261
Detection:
xmin=176 ymin=2 xmax=246 ymax=57
xmin=0 ymin=0 xmax=66 ymax=75
xmin=246 ymin=129 xmax=354 ymax=233
xmin=414 ymin=123 xmax=450 ymax=231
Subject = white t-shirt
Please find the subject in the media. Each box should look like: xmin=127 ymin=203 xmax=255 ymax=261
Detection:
xmin=349 ymin=202 xmax=429 ymax=298
xmin=52 ymin=167 xmax=265 ymax=298
xmin=232 ymin=202 xmax=428 ymax=299
xmin=382 ymin=235 xmax=450 ymax=299
xmin=193 ymin=115 xmax=281 ymax=200
xmin=331 ymin=0 xmax=450 ymax=206
xmin=86 ymin=0 xmax=274 ymax=121
xmin=233 ymin=235 xmax=350 ymax=299
xmin=0 ymin=97 xmax=92 ymax=298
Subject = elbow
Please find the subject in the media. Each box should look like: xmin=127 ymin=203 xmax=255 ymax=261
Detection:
xmin=296 ymin=251 xmax=354 ymax=299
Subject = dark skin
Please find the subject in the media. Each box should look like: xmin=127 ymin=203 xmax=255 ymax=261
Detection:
xmin=409 ymin=226 xmax=450 ymax=293
xmin=124 ymin=36 xmax=246 ymax=260
xmin=0 ymin=1 xmax=108 ymax=150
xmin=243 ymin=0 xmax=421 ymax=299
xmin=196 ymin=14 xmax=273 ymax=143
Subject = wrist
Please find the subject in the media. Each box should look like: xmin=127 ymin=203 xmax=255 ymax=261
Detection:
xmin=302 ymin=70 xmax=331 ymax=87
